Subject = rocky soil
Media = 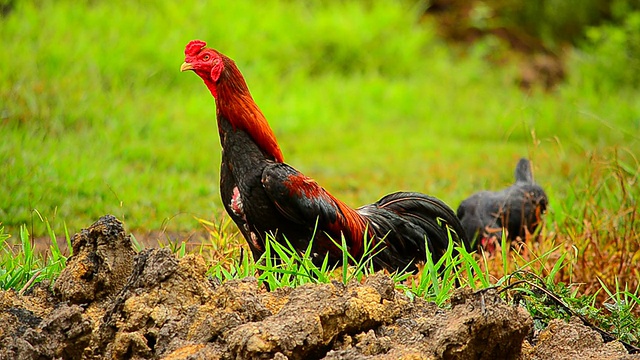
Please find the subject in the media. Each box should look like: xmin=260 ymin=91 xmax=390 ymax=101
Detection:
xmin=0 ymin=215 xmax=637 ymax=359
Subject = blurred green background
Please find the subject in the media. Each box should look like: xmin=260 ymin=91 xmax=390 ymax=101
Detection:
xmin=1 ymin=0 xmax=638 ymax=240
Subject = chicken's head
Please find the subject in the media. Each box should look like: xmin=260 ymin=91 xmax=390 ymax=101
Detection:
xmin=181 ymin=40 xmax=224 ymax=97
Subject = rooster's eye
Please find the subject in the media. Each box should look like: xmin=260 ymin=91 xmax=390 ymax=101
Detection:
xmin=203 ymin=54 xmax=210 ymax=61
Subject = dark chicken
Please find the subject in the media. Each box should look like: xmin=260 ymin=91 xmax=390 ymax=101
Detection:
xmin=181 ymin=40 xmax=470 ymax=272
xmin=456 ymin=158 xmax=548 ymax=253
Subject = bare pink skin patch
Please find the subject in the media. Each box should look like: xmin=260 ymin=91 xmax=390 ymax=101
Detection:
xmin=230 ymin=186 xmax=244 ymax=218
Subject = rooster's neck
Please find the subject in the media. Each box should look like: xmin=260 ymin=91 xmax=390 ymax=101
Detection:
xmin=213 ymin=63 xmax=284 ymax=163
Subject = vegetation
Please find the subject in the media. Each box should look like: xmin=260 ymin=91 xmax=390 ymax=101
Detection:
xmin=0 ymin=220 xmax=70 ymax=292
xmin=0 ymin=0 xmax=638 ymax=348
xmin=460 ymin=0 xmax=640 ymax=49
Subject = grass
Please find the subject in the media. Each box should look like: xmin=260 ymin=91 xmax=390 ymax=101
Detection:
xmin=1 ymin=0 xmax=639 ymax=349
xmin=0 ymin=219 xmax=70 ymax=292
xmin=1 ymin=0 xmax=637 ymax=236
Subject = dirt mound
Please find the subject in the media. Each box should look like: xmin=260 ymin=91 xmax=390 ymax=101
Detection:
xmin=523 ymin=317 xmax=631 ymax=360
xmin=0 ymin=215 xmax=635 ymax=359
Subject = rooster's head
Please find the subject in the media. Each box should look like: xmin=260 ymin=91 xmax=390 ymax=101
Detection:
xmin=181 ymin=40 xmax=225 ymax=97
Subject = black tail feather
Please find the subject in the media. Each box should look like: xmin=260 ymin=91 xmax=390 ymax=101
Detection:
xmin=358 ymin=191 xmax=471 ymax=272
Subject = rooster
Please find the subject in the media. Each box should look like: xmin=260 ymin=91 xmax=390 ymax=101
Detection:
xmin=456 ymin=158 xmax=548 ymax=253
xmin=181 ymin=40 xmax=470 ymax=272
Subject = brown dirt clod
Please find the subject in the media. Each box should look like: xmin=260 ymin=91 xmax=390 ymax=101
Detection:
xmin=524 ymin=317 xmax=631 ymax=360
xmin=53 ymin=214 xmax=136 ymax=305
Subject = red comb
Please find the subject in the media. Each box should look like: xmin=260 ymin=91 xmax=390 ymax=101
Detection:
xmin=185 ymin=40 xmax=207 ymax=56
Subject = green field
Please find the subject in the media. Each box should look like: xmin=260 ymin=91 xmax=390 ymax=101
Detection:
xmin=1 ymin=0 xmax=640 ymax=343
xmin=1 ymin=1 xmax=638 ymax=243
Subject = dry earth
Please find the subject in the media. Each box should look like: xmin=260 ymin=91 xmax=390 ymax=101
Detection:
xmin=0 ymin=215 xmax=637 ymax=359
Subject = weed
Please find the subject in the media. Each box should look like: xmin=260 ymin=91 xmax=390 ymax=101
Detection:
xmin=0 ymin=219 xmax=69 ymax=291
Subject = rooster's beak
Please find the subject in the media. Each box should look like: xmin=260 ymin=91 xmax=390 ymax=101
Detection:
xmin=180 ymin=62 xmax=193 ymax=72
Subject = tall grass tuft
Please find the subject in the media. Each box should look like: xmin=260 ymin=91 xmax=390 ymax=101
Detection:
xmin=206 ymin=228 xmax=407 ymax=290
xmin=0 ymin=220 xmax=70 ymax=292
xmin=551 ymin=151 xmax=639 ymax=301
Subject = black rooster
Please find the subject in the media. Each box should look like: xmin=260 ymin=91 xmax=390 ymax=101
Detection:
xmin=181 ymin=40 xmax=470 ymax=272
xmin=456 ymin=158 xmax=548 ymax=253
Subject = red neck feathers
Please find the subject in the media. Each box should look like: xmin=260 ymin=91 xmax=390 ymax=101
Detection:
xmin=212 ymin=56 xmax=284 ymax=163
xmin=327 ymin=193 xmax=370 ymax=258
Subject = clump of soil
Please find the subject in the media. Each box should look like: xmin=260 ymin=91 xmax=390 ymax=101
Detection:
xmin=54 ymin=214 xmax=136 ymax=305
xmin=523 ymin=317 xmax=630 ymax=360
xmin=0 ymin=215 xmax=635 ymax=359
